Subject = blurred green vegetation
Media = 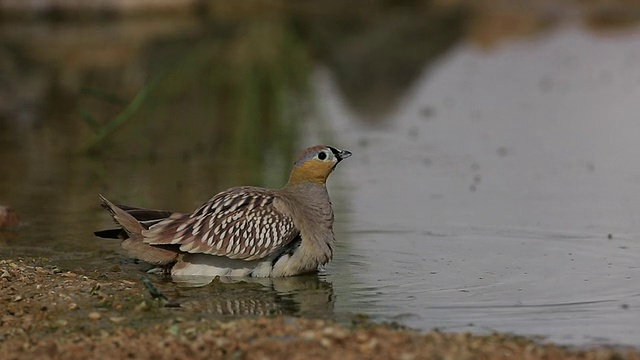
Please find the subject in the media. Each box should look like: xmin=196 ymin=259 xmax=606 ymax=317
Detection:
xmin=0 ymin=1 xmax=471 ymax=213
xmin=80 ymin=18 xmax=311 ymax=192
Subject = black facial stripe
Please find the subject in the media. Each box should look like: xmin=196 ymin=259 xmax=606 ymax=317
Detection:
xmin=327 ymin=146 xmax=341 ymax=157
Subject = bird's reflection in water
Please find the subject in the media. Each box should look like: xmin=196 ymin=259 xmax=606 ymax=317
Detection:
xmin=166 ymin=274 xmax=335 ymax=318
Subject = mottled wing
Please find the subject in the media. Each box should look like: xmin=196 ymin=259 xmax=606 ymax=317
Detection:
xmin=142 ymin=187 xmax=298 ymax=261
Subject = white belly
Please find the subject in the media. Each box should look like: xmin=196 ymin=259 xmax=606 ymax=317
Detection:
xmin=167 ymin=242 xmax=323 ymax=285
xmin=170 ymin=254 xmax=274 ymax=286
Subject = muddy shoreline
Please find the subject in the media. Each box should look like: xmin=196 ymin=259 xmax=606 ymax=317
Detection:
xmin=0 ymin=259 xmax=638 ymax=359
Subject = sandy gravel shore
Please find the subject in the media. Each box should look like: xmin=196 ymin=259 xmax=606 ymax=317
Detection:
xmin=1 ymin=259 xmax=638 ymax=360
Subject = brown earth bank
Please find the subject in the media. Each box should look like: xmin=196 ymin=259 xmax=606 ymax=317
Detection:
xmin=1 ymin=259 xmax=639 ymax=360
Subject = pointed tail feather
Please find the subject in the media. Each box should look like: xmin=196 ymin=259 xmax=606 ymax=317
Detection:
xmin=94 ymin=228 xmax=127 ymax=239
xmin=99 ymin=194 xmax=145 ymax=236
xmin=95 ymin=196 xmax=176 ymax=239
xmin=112 ymin=205 xmax=173 ymax=222
xmin=96 ymin=195 xmax=179 ymax=266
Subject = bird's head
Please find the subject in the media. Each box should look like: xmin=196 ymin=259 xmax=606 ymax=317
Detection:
xmin=287 ymin=145 xmax=352 ymax=185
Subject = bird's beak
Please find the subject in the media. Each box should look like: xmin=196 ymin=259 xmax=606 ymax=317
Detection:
xmin=327 ymin=146 xmax=352 ymax=163
xmin=336 ymin=149 xmax=352 ymax=162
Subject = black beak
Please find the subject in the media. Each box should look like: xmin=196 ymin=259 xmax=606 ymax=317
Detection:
xmin=328 ymin=146 xmax=352 ymax=162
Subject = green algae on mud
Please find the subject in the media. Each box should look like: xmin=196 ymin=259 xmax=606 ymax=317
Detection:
xmin=1 ymin=259 xmax=640 ymax=360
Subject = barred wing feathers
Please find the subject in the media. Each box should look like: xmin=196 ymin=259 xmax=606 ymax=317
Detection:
xmin=142 ymin=187 xmax=298 ymax=261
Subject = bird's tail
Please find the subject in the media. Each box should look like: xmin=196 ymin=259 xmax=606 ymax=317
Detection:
xmin=95 ymin=195 xmax=175 ymax=239
xmin=98 ymin=194 xmax=145 ymax=237
xmin=96 ymin=195 xmax=180 ymax=266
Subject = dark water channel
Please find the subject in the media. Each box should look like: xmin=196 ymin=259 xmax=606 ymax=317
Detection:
xmin=2 ymin=5 xmax=640 ymax=347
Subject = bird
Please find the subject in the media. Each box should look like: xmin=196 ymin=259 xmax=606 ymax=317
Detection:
xmin=95 ymin=145 xmax=352 ymax=280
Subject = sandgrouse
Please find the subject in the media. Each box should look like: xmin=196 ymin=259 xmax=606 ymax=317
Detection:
xmin=95 ymin=145 xmax=351 ymax=279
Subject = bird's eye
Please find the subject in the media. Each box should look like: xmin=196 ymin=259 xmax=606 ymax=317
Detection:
xmin=317 ymin=151 xmax=328 ymax=160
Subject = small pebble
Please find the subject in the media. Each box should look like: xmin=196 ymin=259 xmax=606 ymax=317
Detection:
xmin=184 ymin=327 xmax=197 ymax=336
xmin=301 ymin=330 xmax=317 ymax=340
xmin=134 ymin=301 xmax=149 ymax=312
xmin=356 ymin=331 xmax=369 ymax=342
xmin=88 ymin=312 xmax=101 ymax=320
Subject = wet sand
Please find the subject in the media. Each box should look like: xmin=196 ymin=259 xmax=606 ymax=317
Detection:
xmin=1 ymin=259 xmax=638 ymax=360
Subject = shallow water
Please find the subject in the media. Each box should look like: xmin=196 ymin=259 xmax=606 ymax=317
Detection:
xmin=321 ymin=25 xmax=640 ymax=345
xmin=2 ymin=6 xmax=640 ymax=347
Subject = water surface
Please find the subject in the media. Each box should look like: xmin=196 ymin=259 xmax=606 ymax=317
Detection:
xmin=1 ymin=6 xmax=640 ymax=347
